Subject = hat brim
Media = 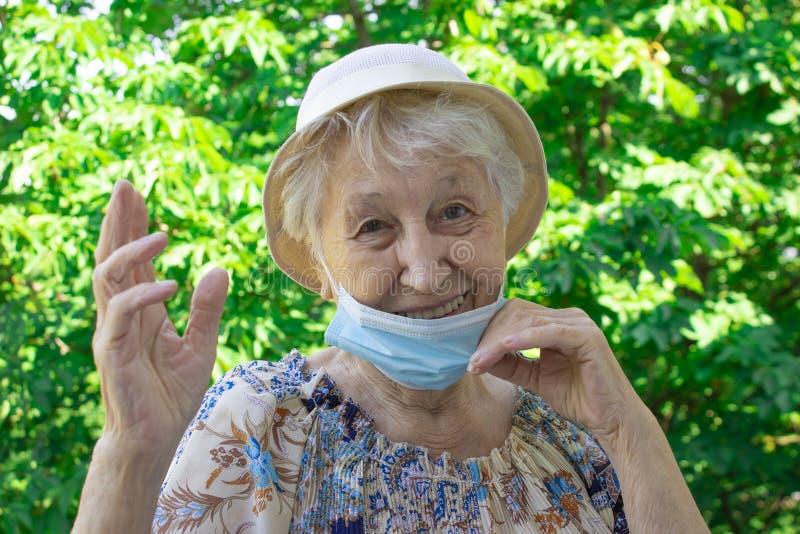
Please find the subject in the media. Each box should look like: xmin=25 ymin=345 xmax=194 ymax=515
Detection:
xmin=263 ymin=80 xmax=547 ymax=294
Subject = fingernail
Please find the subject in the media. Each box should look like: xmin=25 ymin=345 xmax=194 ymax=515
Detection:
xmin=155 ymin=279 xmax=177 ymax=290
xmin=144 ymin=232 xmax=166 ymax=243
xmin=468 ymin=362 xmax=484 ymax=375
xmin=113 ymin=180 xmax=128 ymax=195
xmin=467 ymin=362 xmax=483 ymax=375
xmin=145 ymin=280 xmax=175 ymax=296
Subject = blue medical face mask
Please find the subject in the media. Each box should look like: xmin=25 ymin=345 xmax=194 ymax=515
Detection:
xmin=321 ymin=261 xmax=507 ymax=390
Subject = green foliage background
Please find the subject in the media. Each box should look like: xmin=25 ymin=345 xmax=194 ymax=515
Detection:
xmin=1 ymin=0 xmax=798 ymax=531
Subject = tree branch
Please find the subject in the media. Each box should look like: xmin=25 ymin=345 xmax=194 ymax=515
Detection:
xmin=345 ymin=0 xmax=372 ymax=47
xmin=718 ymin=488 xmax=743 ymax=534
xmin=572 ymin=123 xmax=588 ymax=195
xmin=596 ymin=88 xmax=612 ymax=200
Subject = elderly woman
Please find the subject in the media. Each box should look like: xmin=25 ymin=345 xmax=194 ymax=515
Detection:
xmin=74 ymin=44 xmax=707 ymax=533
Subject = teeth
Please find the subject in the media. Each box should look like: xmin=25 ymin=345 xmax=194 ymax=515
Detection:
xmin=398 ymin=294 xmax=465 ymax=319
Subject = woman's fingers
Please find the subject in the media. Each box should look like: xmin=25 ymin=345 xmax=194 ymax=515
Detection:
xmin=93 ymin=232 xmax=169 ymax=325
xmin=184 ymin=268 xmax=229 ymax=354
xmin=500 ymin=303 xmax=593 ymax=328
xmin=470 ymin=323 xmax=595 ymax=372
xmin=94 ymin=180 xmax=156 ymax=325
xmin=99 ymin=280 xmax=178 ymax=345
xmin=128 ymin=186 xmax=157 ymax=285
xmin=95 ymin=180 xmax=135 ymax=264
xmin=94 ymin=180 xmax=155 ymax=285
xmin=471 ymin=351 xmax=541 ymax=388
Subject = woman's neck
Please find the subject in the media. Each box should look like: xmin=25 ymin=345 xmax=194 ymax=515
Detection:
xmin=308 ymin=348 xmax=517 ymax=460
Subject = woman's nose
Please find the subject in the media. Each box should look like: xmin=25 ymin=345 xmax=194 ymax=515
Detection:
xmin=396 ymin=226 xmax=453 ymax=294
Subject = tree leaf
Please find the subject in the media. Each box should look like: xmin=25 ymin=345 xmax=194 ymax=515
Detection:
xmin=655 ymin=4 xmax=676 ymax=33
xmin=665 ymin=76 xmax=699 ymax=118
xmin=463 ymin=10 xmax=482 ymax=38
xmin=244 ymin=31 xmax=267 ymax=67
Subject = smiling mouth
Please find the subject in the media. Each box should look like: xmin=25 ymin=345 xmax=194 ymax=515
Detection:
xmin=393 ymin=294 xmax=466 ymax=319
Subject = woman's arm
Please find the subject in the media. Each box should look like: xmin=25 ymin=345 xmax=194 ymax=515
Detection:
xmin=73 ymin=437 xmax=175 ymax=533
xmin=72 ymin=180 xmax=228 ymax=533
xmin=598 ymin=397 xmax=708 ymax=532
xmin=469 ymin=299 xmax=709 ymax=533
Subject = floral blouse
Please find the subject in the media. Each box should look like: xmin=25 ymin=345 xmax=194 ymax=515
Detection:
xmin=153 ymin=350 xmax=629 ymax=533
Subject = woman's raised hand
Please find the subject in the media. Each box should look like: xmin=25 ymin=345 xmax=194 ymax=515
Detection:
xmin=468 ymin=299 xmax=643 ymax=442
xmin=91 ymin=180 xmax=229 ymax=453
xmin=468 ymin=300 xmax=711 ymax=533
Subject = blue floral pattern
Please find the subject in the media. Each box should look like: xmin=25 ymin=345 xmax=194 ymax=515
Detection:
xmin=154 ymin=350 xmax=628 ymax=533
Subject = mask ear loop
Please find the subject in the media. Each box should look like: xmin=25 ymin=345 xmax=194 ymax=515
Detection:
xmin=318 ymin=254 xmax=344 ymax=296
xmin=499 ymin=216 xmax=508 ymax=299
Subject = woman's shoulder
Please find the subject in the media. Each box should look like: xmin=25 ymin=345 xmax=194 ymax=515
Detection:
xmin=156 ymin=350 xmax=315 ymax=532
xmin=202 ymin=350 xmax=311 ymax=408
xmin=514 ymin=390 xmax=615 ymax=474
xmin=514 ymin=390 xmax=627 ymax=529
xmin=514 ymin=389 xmax=597 ymax=449
xmin=172 ymin=349 xmax=315 ymax=463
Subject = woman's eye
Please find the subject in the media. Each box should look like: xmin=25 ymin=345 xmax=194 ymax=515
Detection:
xmin=443 ymin=204 xmax=467 ymax=220
xmin=359 ymin=219 xmax=386 ymax=234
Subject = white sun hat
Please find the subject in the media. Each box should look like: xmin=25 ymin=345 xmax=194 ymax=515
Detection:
xmin=263 ymin=43 xmax=548 ymax=293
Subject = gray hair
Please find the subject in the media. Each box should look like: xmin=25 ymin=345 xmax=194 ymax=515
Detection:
xmin=278 ymin=90 xmax=525 ymax=262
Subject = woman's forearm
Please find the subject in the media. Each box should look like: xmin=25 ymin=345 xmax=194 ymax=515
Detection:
xmin=599 ymin=401 xmax=709 ymax=533
xmin=72 ymin=436 xmax=172 ymax=534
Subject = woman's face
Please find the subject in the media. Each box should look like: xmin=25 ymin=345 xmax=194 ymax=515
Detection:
xmin=317 ymin=145 xmax=507 ymax=318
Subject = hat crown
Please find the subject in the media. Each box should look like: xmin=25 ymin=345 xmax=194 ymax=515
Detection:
xmin=298 ymin=44 xmax=470 ymax=128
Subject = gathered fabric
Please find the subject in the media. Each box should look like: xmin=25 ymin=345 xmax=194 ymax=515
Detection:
xmin=153 ymin=350 xmax=629 ymax=533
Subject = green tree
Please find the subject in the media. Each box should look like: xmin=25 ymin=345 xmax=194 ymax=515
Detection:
xmin=1 ymin=0 xmax=797 ymax=531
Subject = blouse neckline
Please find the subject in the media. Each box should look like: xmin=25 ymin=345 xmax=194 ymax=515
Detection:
xmin=289 ymin=349 xmax=531 ymax=471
